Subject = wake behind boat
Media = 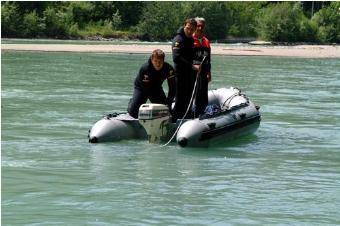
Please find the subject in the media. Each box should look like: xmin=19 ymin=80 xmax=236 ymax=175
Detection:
xmin=88 ymin=87 xmax=261 ymax=147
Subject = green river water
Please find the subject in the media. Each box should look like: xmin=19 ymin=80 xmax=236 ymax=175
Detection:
xmin=2 ymin=50 xmax=340 ymax=225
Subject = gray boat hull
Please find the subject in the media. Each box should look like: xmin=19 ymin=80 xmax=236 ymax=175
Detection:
xmin=88 ymin=113 xmax=147 ymax=143
xmin=176 ymin=102 xmax=261 ymax=147
xmin=88 ymin=87 xmax=261 ymax=147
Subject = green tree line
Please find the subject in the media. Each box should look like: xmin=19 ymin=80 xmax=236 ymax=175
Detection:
xmin=2 ymin=1 xmax=339 ymax=43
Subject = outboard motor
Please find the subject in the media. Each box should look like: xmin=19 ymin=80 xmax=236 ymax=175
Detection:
xmin=138 ymin=104 xmax=170 ymax=143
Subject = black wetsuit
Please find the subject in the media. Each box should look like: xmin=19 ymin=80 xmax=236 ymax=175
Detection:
xmin=172 ymin=27 xmax=195 ymax=120
xmin=127 ymin=58 xmax=176 ymax=118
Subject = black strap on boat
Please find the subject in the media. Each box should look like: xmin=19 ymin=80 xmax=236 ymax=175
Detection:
xmin=104 ymin=112 xmax=124 ymax=119
xmin=200 ymin=114 xmax=261 ymax=141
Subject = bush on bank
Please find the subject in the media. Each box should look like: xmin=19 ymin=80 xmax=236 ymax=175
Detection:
xmin=1 ymin=1 xmax=339 ymax=43
xmin=312 ymin=2 xmax=340 ymax=43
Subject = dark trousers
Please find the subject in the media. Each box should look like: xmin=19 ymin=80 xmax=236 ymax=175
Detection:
xmin=127 ymin=88 xmax=167 ymax=118
xmin=173 ymin=69 xmax=196 ymax=120
xmin=194 ymin=70 xmax=209 ymax=117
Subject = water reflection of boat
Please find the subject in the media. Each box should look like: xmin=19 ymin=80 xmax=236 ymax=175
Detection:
xmin=88 ymin=87 xmax=261 ymax=147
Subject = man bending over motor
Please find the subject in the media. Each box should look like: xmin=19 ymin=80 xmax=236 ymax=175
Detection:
xmin=127 ymin=49 xmax=176 ymax=118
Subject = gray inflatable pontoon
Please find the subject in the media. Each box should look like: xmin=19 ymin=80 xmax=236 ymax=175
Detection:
xmin=88 ymin=87 xmax=261 ymax=147
xmin=88 ymin=113 xmax=147 ymax=143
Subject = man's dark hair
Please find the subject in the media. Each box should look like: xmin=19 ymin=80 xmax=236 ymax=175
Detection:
xmin=151 ymin=49 xmax=165 ymax=60
xmin=183 ymin=18 xmax=197 ymax=27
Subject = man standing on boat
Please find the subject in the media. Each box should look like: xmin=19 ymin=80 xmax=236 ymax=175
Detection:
xmin=172 ymin=18 xmax=199 ymax=121
xmin=127 ymin=49 xmax=176 ymax=118
xmin=192 ymin=17 xmax=211 ymax=117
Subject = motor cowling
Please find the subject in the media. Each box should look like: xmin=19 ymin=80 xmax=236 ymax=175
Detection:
xmin=138 ymin=104 xmax=170 ymax=143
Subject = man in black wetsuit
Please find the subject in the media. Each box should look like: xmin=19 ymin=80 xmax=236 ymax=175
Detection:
xmin=172 ymin=18 xmax=199 ymax=121
xmin=127 ymin=49 xmax=176 ymax=118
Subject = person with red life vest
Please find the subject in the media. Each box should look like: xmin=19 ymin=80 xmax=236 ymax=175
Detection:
xmin=192 ymin=17 xmax=211 ymax=117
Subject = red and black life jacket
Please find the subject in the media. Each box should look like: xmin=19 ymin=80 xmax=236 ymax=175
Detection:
xmin=192 ymin=34 xmax=211 ymax=67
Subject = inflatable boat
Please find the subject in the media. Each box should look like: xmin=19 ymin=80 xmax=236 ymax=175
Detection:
xmin=88 ymin=87 xmax=261 ymax=147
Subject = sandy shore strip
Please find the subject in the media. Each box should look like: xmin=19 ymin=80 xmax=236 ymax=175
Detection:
xmin=2 ymin=43 xmax=340 ymax=58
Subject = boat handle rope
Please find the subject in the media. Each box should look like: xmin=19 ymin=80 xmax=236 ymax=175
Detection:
xmin=221 ymin=88 xmax=249 ymax=110
xmin=221 ymin=91 xmax=241 ymax=110
xmin=162 ymin=56 xmax=207 ymax=147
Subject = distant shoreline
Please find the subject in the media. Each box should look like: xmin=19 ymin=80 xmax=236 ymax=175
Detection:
xmin=2 ymin=43 xmax=340 ymax=58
